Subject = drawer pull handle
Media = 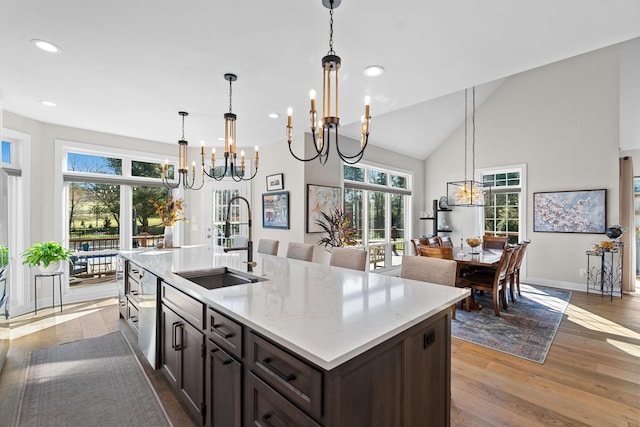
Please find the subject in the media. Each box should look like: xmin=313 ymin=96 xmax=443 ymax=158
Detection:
xmin=130 ymin=316 xmax=138 ymax=322
xmin=211 ymin=324 xmax=234 ymax=339
xmin=261 ymin=413 xmax=275 ymax=427
xmin=263 ymin=357 xmax=296 ymax=382
xmin=211 ymin=348 xmax=234 ymax=365
xmin=130 ymin=290 xmax=139 ymax=296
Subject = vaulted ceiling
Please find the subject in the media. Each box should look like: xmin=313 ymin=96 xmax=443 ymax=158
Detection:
xmin=1 ymin=0 xmax=639 ymax=159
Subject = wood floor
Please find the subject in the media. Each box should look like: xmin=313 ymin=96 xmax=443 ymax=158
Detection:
xmin=0 ymin=290 xmax=637 ymax=426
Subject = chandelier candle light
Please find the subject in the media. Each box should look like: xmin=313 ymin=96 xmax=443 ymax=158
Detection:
xmin=161 ymin=74 xmax=258 ymax=190
xmin=446 ymin=87 xmax=490 ymax=207
xmin=287 ymin=0 xmax=371 ymax=165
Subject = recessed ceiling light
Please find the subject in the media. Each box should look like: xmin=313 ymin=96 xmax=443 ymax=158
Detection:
xmin=268 ymin=113 xmax=280 ymax=119
xmin=40 ymin=100 xmax=56 ymax=107
xmin=31 ymin=39 xmax=61 ymax=53
xmin=363 ymin=65 xmax=384 ymax=77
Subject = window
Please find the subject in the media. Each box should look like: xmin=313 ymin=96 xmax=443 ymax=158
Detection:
xmin=481 ymin=167 xmax=526 ymax=244
xmin=59 ymin=140 xmax=181 ymax=289
xmin=1 ymin=141 xmax=11 ymax=164
xmin=344 ymin=164 xmax=412 ymax=270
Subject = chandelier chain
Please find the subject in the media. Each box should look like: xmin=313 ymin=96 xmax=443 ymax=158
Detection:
xmin=328 ymin=1 xmax=335 ymax=55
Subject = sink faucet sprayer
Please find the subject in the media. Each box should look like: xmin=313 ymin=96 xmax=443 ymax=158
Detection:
xmin=223 ymin=196 xmax=256 ymax=272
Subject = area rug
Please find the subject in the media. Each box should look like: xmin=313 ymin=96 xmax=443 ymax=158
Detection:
xmin=17 ymin=331 xmax=171 ymax=427
xmin=451 ymin=284 xmax=571 ymax=364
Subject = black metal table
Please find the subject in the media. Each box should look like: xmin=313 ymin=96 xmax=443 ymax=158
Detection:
xmin=34 ymin=270 xmax=64 ymax=314
xmin=586 ymin=243 xmax=623 ymax=301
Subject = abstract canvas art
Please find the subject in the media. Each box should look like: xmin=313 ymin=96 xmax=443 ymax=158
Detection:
xmin=533 ymin=189 xmax=606 ymax=233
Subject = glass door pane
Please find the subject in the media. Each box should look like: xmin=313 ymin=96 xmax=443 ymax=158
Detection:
xmin=68 ymin=182 xmax=120 ymax=286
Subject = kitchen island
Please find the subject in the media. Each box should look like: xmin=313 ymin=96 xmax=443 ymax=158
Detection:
xmin=119 ymin=245 xmax=469 ymax=426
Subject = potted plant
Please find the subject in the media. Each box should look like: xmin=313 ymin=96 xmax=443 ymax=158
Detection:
xmin=21 ymin=241 xmax=73 ymax=273
xmin=316 ymin=208 xmax=357 ymax=251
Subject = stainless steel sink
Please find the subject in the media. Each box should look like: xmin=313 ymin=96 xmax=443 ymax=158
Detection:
xmin=174 ymin=267 xmax=265 ymax=290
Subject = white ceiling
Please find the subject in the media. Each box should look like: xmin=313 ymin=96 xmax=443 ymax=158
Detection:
xmin=1 ymin=0 xmax=639 ymax=160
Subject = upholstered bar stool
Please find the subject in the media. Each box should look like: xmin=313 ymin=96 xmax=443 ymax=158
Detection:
xmin=329 ymin=247 xmax=368 ymax=271
xmin=257 ymin=239 xmax=279 ymax=256
xmin=286 ymin=242 xmax=314 ymax=262
xmin=400 ymin=256 xmax=458 ymax=319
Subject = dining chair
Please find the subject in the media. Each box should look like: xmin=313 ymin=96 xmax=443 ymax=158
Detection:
xmin=400 ymin=255 xmax=458 ymax=319
xmin=427 ymin=236 xmax=442 ymax=246
xmin=483 ymin=235 xmax=508 ymax=250
xmin=513 ymin=240 xmax=530 ymax=297
xmin=286 ymin=242 xmax=314 ymax=262
xmin=232 ymin=235 xmax=249 ymax=248
xmin=257 ymin=239 xmax=279 ymax=256
xmin=411 ymin=239 xmax=422 ymax=255
xmin=419 ymin=246 xmax=453 ymax=260
xmin=456 ymin=246 xmax=514 ymax=317
xmin=505 ymin=244 xmax=524 ymax=302
xmin=329 ymin=247 xmax=368 ymax=271
xmin=440 ymin=236 xmax=454 ymax=248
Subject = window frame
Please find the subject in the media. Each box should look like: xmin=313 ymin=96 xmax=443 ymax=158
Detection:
xmin=343 ymin=162 xmax=413 ymax=271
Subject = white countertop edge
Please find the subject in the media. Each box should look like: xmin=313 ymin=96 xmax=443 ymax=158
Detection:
xmin=207 ymin=290 xmax=470 ymax=371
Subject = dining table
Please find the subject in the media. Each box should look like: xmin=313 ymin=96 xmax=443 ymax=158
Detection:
xmin=453 ymin=249 xmax=503 ymax=311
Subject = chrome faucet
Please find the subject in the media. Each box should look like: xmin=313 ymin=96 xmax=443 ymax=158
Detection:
xmin=223 ymin=196 xmax=256 ymax=272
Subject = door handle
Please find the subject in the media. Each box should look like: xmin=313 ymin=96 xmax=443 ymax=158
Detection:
xmin=175 ymin=323 xmax=184 ymax=351
xmin=171 ymin=321 xmax=180 ymax=349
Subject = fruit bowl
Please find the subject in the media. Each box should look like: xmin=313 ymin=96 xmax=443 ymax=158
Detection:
xmin=466 ymin=237 xmax=482 ymax=254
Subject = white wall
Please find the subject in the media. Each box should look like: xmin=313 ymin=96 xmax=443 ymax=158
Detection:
xmin=425 ymin=45 xmax=621 ymax=291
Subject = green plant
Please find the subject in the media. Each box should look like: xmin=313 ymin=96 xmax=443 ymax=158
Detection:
xmin=21 ymin=241 xmax=73 ymax=268
xmin=0 ymin=245 xmax=8 ymax=268
xmin=316 ymin=208 xmax=357 ymax=251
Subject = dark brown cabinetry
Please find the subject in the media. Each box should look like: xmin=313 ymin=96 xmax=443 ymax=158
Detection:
xmin=206 ymin=340 xmax=242 ymax=427
xmin=205 ymin=307 xmax=243 ymax=427
xmin=160 ymin=283 xmax=205 ymax=424
xmin=157 ymin=283 xmax=451 ymax=426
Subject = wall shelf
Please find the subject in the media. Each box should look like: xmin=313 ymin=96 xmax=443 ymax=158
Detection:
xmin=420 ymin=200 xmax=452 ymax=236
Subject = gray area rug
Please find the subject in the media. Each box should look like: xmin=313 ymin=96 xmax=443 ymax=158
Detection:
xmin=452 ymin=284 xmax=572 ymax=364
xmin=17 ymin=331 xmax=171 ymax=427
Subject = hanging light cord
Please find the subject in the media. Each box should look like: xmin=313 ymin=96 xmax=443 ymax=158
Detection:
xmin=472 ymin=86 xmax=476 ymax=181
xmin=228 ymin=79 xmax=233 ymax=113
xmin=328 ymin=1 xmax=335 ymax=55
xmin=464 ymin=88 xmax=468 ymax=183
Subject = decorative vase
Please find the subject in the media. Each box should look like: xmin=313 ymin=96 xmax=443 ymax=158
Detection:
xmin=164 ymin=225 xmax=174 ymax=248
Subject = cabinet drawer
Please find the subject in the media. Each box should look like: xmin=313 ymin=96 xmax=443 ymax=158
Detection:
xmin=248 ymin=332 xmax=322 ymax=421
xmin=127 ymin=300 xmax=139 ymax=331
xmin=127 ymin=262 xmax=144 ymax=282
xmin=207 ymin=307 xmax=243 ymax=359
xmin=246 ymin=373 xmax=321 ymax=427
xmin=161 ymin=282 xmax=204 ymax=329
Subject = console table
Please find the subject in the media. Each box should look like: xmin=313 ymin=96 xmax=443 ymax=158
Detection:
xmin=586 ymin=243 xmax=623 ymax=301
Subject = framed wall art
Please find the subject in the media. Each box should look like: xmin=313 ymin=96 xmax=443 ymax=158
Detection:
xmin=262 ymin=191 xmax=289 ymax=229
xmin=266 ymin=173 xmax=284 ymax=191
xmin=307 ymin=184 xmax=341 ymax=233
xmin=533 ymin=189 xmax=606 ymax=233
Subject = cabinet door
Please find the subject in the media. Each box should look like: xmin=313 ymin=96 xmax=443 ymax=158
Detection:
xmin=179 ymin=319 xmax=205 ymax=421
xmin=206 ymin=340 xmax=242 ymax=427
xmin=403 ymin=312 xmax=450 ymax=426
xmin=161 ymin=305 xmax=181 ymax=390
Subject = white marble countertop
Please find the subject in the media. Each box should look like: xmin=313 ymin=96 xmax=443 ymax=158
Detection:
xmin=120 ymin=245 xmax=470 ymax=370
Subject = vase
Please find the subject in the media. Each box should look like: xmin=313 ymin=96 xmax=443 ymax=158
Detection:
xmin=164 ymin=225 xmax=174 ymax=248
xmin=38 ymin=261 xmax=61 ymax=274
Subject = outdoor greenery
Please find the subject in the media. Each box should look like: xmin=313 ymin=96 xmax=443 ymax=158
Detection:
xmin=21 ymin=241 xmax=73 ymax=268
xmin=67 ymin=156 xmax=171 ymax=235
xmin=316 ymin=208 xmax=357 ymax=251
xmin=0 ymin=245 xmax=8 ymax=268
